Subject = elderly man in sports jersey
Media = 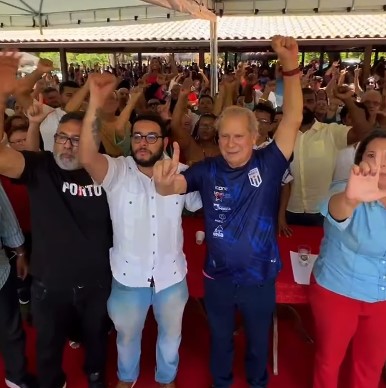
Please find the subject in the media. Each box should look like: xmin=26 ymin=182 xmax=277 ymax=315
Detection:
xmin=153 ymin=35 xmax=302 ymax=388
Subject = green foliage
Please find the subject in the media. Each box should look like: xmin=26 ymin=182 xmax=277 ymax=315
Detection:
xmin=36 ymin=52 xmax=110 ymax=69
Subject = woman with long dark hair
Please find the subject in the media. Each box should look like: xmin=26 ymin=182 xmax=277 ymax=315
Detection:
xmin=310 ymin=129 xmax=386 ymax=388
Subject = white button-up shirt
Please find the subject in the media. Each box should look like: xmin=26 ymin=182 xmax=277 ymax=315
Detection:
xmin=41 ymin=105 xmax=66 ymax=151
xmin=102 ymin=155 xmax=202 ymax=292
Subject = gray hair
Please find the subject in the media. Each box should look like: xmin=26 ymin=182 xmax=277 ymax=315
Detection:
xmin=215 ymin=106 xmax=259 ymax=136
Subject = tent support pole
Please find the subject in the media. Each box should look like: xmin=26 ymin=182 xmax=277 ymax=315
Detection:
xmin=210 ymin=18 xmax=218 ymax=97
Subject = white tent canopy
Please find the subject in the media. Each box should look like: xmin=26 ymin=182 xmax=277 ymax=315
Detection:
xmin=1 ymin=0 xmax=385 ymax=29
xmin=0 ymin=0 xmax=214 ymax=28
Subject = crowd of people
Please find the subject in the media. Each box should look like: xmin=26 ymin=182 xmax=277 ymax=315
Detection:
xmin=0 ymin=33 xmax=385 ymax=388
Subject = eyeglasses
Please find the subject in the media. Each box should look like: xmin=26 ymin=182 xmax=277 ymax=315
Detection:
xmin=131 ymin=133 xmax=164 ymax=144
xmin=54 ymin=133 xmax=80 ymax=147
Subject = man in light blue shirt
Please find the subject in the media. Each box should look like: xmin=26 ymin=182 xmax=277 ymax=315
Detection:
xmin=0 ymin=183 xmax=35 ymax=388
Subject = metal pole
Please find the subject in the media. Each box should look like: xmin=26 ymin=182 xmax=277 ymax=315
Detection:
xmin=301 ymin=51 xmax=305 ymax=67
xmin=210 ymin=18 xmax=218 ymax=97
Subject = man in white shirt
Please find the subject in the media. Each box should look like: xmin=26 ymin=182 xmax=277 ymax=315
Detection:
xmin=40 ymin=81 xmax=80 ymax=151
xmin=286 ymin=87 xmax=371 ymax=226
xmin=78 ymin=73 xmax=202 ymax=388
xmin=333 ymin=103 xmax=369 ymax=182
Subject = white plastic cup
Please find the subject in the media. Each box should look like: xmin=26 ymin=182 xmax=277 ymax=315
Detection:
xmin=196 ymin=231 xmax=205 ymax=245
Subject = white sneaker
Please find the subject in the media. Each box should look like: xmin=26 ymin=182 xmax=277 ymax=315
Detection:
xmin=5 ymin=380 xmax=20 ymax=388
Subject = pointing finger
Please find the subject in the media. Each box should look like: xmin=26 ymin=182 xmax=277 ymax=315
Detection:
xmin=171 ymin=141 xmax=180 ymax=167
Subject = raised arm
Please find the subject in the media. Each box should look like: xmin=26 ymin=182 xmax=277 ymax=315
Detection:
xmin=65 ymin=80 xmax=90 ymax=112
xmin=25 ymin=94 xmax=53 ymax=151
xmin=328 ymin=157 xmax=386 ymax=221
xmin=0 ymin=50 xmax=26 ymax=178
xmin=333 ymin=86 xmax=372 ymax=144
xmin=114 ymin=86 xmax=143 ymax=138
xmin=353 ymin=66 xmax=363 ymax=97
xmin=199 ymin=68 xmax=210 ymax=88
xmin=272 ymin=36 xmax=303 ymax=160
xmin=165 ymin=54 xmax=178 ymax=81
xmin=14 ymin=58 xmax=53 ymax=111
xmin=170 ymin=78 xmax=195 ymax=150
xmin=78 ymin=73 xmax=117 ymax=184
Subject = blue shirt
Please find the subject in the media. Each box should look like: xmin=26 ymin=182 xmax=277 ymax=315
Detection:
xmin=182 ymin=141 xmax=289 ymax=285
xmin=314 ymin=180 xmax=386 ymax=302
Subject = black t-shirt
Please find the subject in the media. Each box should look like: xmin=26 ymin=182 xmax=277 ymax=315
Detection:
xmin=17 ymin=151 xmax=113 ymax=289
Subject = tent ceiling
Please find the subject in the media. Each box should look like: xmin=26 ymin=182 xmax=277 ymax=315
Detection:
xmin=0 ymin=0 xmax=212 ymax=28
xmin=0 ymin=0 xmax=385 ymax=28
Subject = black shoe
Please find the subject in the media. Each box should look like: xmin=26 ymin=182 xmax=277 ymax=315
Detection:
xmin=18 ymin=288 xmax=30 ymax=305
xmin=88 ymin=372 xmax=105 ymax=388
xmin=5 ymin=374 xmax=39 ymax=388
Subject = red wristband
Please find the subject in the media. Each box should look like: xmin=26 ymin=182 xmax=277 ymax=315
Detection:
xmin=282 ymin=67 xmax=300 ymax=77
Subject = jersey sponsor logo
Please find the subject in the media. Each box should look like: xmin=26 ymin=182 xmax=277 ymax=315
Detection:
xmin=213 ymin=225 xmax=224 ymax=238
xmin=62 ymin=182 xmax=102 ymax=197
xmin=214 ymin=191 xmax=224 ymax=201
xmin=215 ymin=185 xmax=228 ymax=191
xmin=215 ymin=214 xmax=226 ymax=224
xmin=248 ymin=167 xmax=262 ymax=188
xmin=213 ymin=203 xmax=231 ymax=212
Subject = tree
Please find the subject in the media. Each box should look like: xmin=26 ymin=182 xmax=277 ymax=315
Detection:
xmin=36 ymin=52 xmax=111 ymax=70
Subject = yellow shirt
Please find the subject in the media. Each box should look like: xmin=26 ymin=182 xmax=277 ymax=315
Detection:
xmin=288 ymin=121 xmax=351 ymax=214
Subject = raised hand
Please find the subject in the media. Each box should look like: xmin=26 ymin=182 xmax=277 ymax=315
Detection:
xmin=246 ymin=73 xmax=258 ymax=86
xmin=271 ymin=35 xmax=299 ymax=70
xmin=26 ymin=94 xmax=54 ymax=124
xmin=129 ymin=86 xmax=143 ymax=105
xmin=168 ymin=53 xmax=175 ymax=64
xmin=345 ymin=154 xmax=386 ymax=203
xmin=333 ymin=85 xmax=354 ymax=101
xmin=88 ymin=73 xmax=117 ymax=108
xmin=37 ymin=58 xmax=54 ymax=74
xmin=0 ymin=49 xmax=21 ymax=100
xmin=181 ymin=77 xmax=193 ymax=95
xmin=153 ymin=141 xmax=180 ymax=187
xmin=157 ymin=99 xmax=172 ymax=121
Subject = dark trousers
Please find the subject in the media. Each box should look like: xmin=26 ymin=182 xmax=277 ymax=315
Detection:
xmin=286 ymin=211 xmax=324 ymax=227
xmin=31 ymin=279 xmax=111 ymax=388
xmin=204 ymin=277 xmax=276 ymax=388
xmin=0 ymin=270 xmax=27 ymax=385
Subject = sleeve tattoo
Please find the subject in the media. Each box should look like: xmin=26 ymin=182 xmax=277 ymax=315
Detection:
xmin=91 ymin=108 xmax=102 ymax=147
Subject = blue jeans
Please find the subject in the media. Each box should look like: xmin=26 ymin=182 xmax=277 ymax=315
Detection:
xmin=204 ymin=277 xmax=275 ymax=388
xmin=107 ymin=277 xmax=189 ymax=384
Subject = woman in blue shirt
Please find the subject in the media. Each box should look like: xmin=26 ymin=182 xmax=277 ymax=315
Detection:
xmin=310 ymin=129 xmax=386 ymax=388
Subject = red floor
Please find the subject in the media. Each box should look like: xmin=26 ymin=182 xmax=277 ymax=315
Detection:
xmin=1 ymin=300 xmax=385 ymax=388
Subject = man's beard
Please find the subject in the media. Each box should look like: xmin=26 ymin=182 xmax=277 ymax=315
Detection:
xmin=302 ymin=108 xmax=315 ymax=126
xmin=132 ymin=146 xmax=164 ymax=168
xmin=53 ymin=152 xmax=81 ymax=171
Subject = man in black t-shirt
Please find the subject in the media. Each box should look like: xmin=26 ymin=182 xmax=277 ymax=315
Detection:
xmin=0 ymin=51 xmax=112 ymax=388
